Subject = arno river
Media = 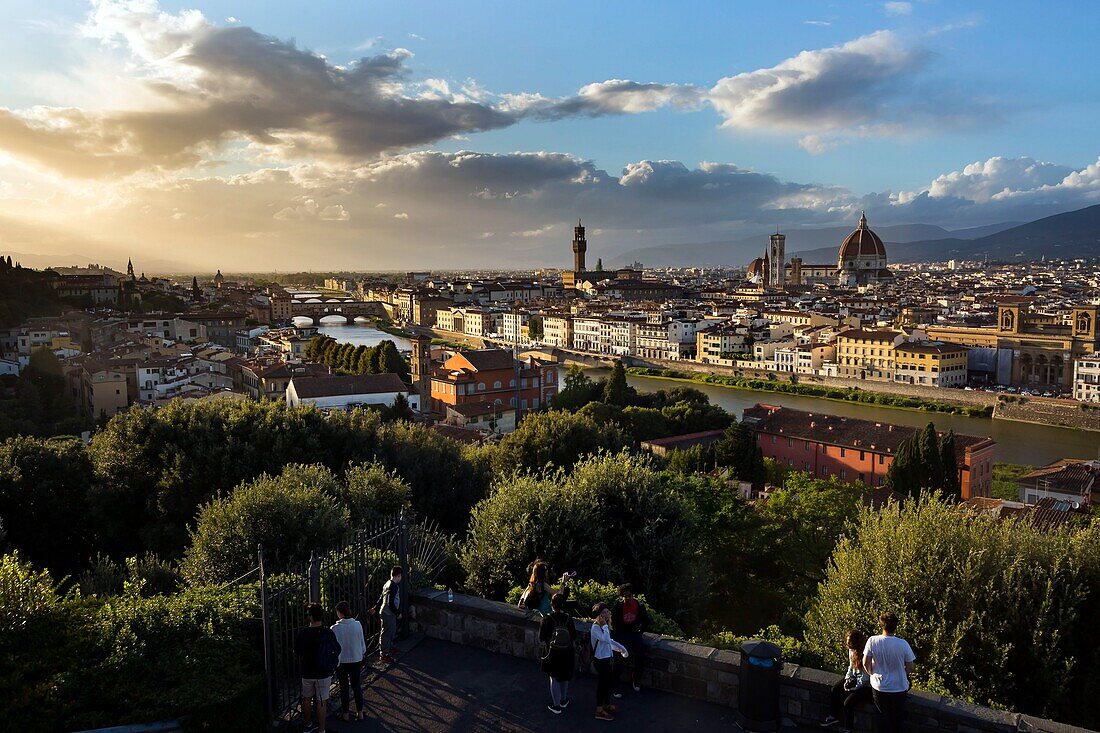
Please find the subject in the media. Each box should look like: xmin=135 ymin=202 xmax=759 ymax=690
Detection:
xmin=309 ymin=322 xmax=1097 ymax=467
xmin=587 ymin=368 xmax=1099 ymax=468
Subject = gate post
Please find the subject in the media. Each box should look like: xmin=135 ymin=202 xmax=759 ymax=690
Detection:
xmin=398 ymin=510 xmax=411 ymax=638
xmin=308 ymin=549 xmax=321 ymax=604
xmin=258 ymin=545 xmax=274 ymax=729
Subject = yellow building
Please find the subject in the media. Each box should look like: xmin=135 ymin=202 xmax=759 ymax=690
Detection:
xmin=925 ymin=304 xmax=1099 ymax=388
xmin=893 ymin=341 xmax=969 ymax=387
xmin=835 ymin=329 xmax=906 ymax=381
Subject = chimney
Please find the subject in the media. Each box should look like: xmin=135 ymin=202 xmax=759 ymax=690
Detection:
xmin=887 ymin=425 xmax=894 ymax=432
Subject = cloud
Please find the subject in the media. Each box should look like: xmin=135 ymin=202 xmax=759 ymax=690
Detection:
xmin=884 ymin=2 xmax=912 ymax=16
xmin=393 ymin=212 xmax=408 ymax=219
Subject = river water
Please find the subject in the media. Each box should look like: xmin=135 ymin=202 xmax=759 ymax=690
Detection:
xmin=295 ymin=318 xmax=413 ymax=351
xmin=587 ymin=369 xmax=1099 ymax=467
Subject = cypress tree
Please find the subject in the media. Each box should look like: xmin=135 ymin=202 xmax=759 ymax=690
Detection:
xmin=603 ymin=360 xmax=629 ymax=406
xmin=917 ymin=422 xmax=943 ymax=491
xmin=939 ymin=431 xmax=961 ymax=500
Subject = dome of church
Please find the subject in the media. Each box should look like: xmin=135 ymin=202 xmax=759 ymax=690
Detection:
xmin=838 ymin=212 xmax=886 ymax=261
xmin=748 ymin=257 xmax=767 ymax=278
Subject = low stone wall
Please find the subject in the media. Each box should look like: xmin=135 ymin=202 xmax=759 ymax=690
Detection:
xmin=994 ymin=397 xmax=1100 ymax=432
xmin=410 ymin=590 xmax=1086 ymax=733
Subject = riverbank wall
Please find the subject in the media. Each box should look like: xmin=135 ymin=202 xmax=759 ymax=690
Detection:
xmin=994 ymin=396 xmax=1100 ymax=432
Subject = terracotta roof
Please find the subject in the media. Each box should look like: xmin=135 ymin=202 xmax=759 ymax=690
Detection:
xmin=838 ymin=212 xmax=886 ymax=260
xmin=742 ymin=403 xmax=994 ymax=460
xmin=289 ymin=373 xmax=408 ymax=399
xmin=640 ymin=429 xmax=727 ymax=451
xmin=456 ymin=349 xmax=515 ymax=372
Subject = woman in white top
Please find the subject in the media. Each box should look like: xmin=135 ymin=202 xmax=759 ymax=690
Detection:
xmin=331 ymin=601 xmax=367 ymax=721
xmin=590 ymin=602 xmax=629 ymax=721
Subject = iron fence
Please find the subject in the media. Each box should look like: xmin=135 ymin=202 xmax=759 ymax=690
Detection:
xmin=222 ymin=511 xmax=449 ymax=729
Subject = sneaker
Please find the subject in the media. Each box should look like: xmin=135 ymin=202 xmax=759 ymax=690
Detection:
xmin=547 ymin=704 xmax=562 ymax=715
xmin=612 ymin=692 xmax=623 ymax=699
xmin=820 ymin=717 xmax=840 ymax=728
xmin=595 ymin=709 xmax=615 ymax=721
xmin=560 ymin=698 xmax=570 ymax=708
xmin=632 ymin=683 xmax=641 ymax=692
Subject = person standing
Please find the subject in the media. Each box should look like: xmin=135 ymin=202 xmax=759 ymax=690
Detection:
xmin=331 ymin=601 xmax=367 ymax=722
xmin=519 ymin=559 xmax=556 ymax=616
xmin=862 ymin=612 xmax=916 ymax=733
xmin=377 ymin=565 xmax=403 ymax=664
xmin=590 ymin=602 xmax=629 ymax=721
xmin=540 ymin=592 xmax=578 ymax=715
xmin=820 ymin=629 xmax=871 ymax=733
xmin=295 ymin=603 xmax=341 ymax=733
xmin=611 ymin=584 xmax=649 ymax=693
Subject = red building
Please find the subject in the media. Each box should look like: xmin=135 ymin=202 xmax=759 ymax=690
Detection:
xmin=425 ymin=348 xmax=557 ymax=421
xmin=742 ymin=403 xmax=996 ymax=499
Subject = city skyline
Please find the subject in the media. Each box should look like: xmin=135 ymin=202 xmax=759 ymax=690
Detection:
xmin=0 ymin=0 xmax=1097 ymax=271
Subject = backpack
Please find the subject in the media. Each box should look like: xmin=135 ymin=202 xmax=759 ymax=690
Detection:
xmin=316 ymin=629 xmax=341 ymax=677
xmin=548 ymin=615 xmax=573 ymax=650
xmin=519 ymin=584 xmax=543 ymax=612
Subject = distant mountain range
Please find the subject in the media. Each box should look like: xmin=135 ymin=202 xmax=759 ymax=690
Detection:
xmin=611 ymin=206 xmax=1100 ymax=268
xmin=611 ymin=220 xmax=1023 ymax=268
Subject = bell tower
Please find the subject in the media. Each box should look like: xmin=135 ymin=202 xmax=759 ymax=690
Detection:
xmin=768 ymin=231 xmax=786 ymax=290
xmin=410 ymin=334 xmax=433 ymax=413
xmin=572 ymin=220 xmax=587 ymax=273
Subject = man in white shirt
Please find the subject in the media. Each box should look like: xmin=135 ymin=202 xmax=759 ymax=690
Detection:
xmin=862 ymin=612 xmax=916 ymax=733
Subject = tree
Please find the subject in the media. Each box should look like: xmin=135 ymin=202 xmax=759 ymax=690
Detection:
xmin=805 ymin=495 xmax=1100 ymax=729
xmin=0 ymin=437 xmax=95 ymax=574
xmin=603 ymin=360 xmax=630 ymax=406
xmin=917 ymin=422 xmax=944 ymax=490
xmin=341 ymin=461 xmax=410 ymax=525
xmin=884 ymin=434 xmax=920 ymax=497
xmin=182 ymin=464 xmax=349 ymax=585
xmin=553 ymin=365 xmax=600 ymax=411
xmin=377 ymin=339 xmax=410 ymax=381
xmin=713 ymin=421 xmax=766 ymax=489
xmin=462 ymin=452 xmax=697 ymax=615
xmin=492 ymin=410 xmax=629 ymax=476
xmin=939 ymin=430 xmax=961 ymax=500
xmin=527 ymin=315 xmax=544 ymax=341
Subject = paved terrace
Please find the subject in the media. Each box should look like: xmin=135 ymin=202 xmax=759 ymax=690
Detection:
xmin=343 ymin=635 xmax=740 ymax=732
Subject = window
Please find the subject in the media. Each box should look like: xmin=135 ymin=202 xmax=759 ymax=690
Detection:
xmin=840 ymin=470 xmax=847 ymax=480
xmin=878 ymin=455 xmax=885 ymax=464
xmin=477 ymin=383 xmax=485 ymax=391
xmin=840 ymin=448 xmax=846 ymax=457
xmin=822 ymin=466 xmax=829 ymax=477
xmin=787 ymin=438 xmax=794 ymax=448
xmin=493 ymin=380 xmax=502 ymax=389
xmin=859 ymin=451 xmax=865 ymax=461
xmin=804 ymin=441 xmax=810 ymax=451
xmin=771 ymin=435 xmax=777 ymax=444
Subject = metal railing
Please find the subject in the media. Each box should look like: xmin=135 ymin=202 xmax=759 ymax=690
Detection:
xmin=225 ymin=511 xmax=449 ymax=728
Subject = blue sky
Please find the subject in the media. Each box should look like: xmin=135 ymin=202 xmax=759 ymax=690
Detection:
xmin=0 ymin=0 xmax=1097 ymax=270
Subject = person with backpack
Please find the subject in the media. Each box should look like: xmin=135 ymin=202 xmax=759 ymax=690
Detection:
xmin=590 ymin=602 xmax=629 ymax=721
xmin=518 ymin=559 xmax=555 ymax=616
xmin=331 ymin=601 xmax=367 ymax=722
xmin=611 ymin=583 xmax=650 ymax=694
xmin=539 ymin=592 xmax=578 ymax=715
xmin=295 ymin=602 xmax=341 ymax=733
xmin=375 ymin=565 xmax=403 ymax=665
xmin=820 ymin=629 xmax=871 ymax=733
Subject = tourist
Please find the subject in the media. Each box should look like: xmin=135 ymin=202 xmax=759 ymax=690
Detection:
xmin=296 ymin=602 xmax=342 ymax=733
xmin=590 ymin=602 xmax=629 ymax=721
xmin=820 ymin=629 xmax=871 ymax=733
xmin=376 ymin=565 xmax=403 ymax=664
xmin=540 ymin=592 xmax=578 ymax=715
xmin=611 ymin=583 xmax=650 ymax=693
xmin=518 ymin=559 xmax=555 ymax=616
xmin=331 ymin=601 xmax=367 ymax=722
xmin=862 ymin=612 xmax=916 ymax=733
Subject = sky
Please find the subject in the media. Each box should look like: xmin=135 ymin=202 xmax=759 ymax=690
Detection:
xmin=0 ymin=0 xmax=1097 ymax=272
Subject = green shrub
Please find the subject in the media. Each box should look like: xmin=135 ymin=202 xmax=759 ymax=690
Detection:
xmin=703 ymin=625 xmax=822 ymax=668
xmin=504 ymin=579 xmax=683 ymax=636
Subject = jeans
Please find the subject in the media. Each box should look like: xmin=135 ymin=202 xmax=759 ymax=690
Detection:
xmin=830 ymin=679 xmax=871 ymax=729
xmin=872 ymin=689 xmax=907 ymax=733
xmin=549 ymin=677 xmax=570 ymax=707
xmin=613 ymin=630 xmax=645 ymax=688
xmin=380 ymin=610 xmax=397 ymax=655
xmin=336 ymin=662 xmax=364 ymax=714
xmin=594 ymin=657 xmax=614 ymax=707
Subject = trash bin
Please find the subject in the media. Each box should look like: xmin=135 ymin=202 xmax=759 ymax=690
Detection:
xmin=736 ymin=639 xmax=783 ymax=732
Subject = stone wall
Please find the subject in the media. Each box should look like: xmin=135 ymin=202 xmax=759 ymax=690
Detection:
xmin=623 ymin=356 xmax=998 ymax=409
xmin=410 ymin=590 xmax=1086 ymax=733
xmin=994 ymin=396 xmax=1100 ymax=432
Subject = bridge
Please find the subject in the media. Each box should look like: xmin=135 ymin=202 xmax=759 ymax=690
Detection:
xmin=290 ymin=298 xmax=388 ymax=324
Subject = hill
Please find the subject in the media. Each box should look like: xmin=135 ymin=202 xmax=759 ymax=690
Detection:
xmin=612 ymin=221 xmax=1018 ymax=268
xmin=793 ymin=204 xmax=1100 ymax=264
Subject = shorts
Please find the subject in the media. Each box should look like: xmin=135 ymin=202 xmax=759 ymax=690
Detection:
xmin=301 ymin=677 xmax=331 ymax=700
